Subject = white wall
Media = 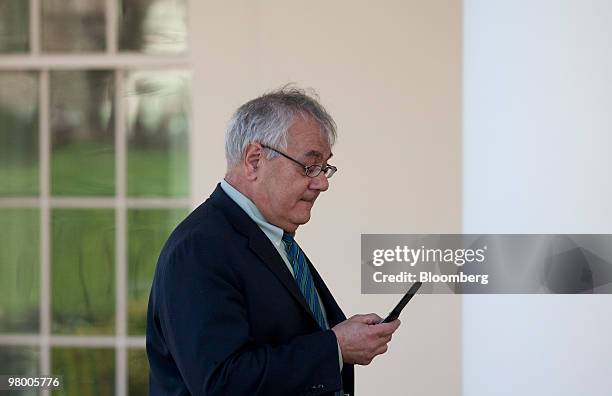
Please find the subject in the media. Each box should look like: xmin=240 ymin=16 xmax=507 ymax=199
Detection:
xmin=464 ymin=1 xmax=612 ymax=395
xmin=189 ymin=1 xmax=463 ymax=394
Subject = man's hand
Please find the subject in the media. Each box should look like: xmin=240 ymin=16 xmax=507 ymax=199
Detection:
xmin=332 ymin=313 xmax=401 ymax=365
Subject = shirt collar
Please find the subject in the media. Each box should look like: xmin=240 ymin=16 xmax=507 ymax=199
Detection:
xmin=220 ymin=179 xmax=284 ymax=247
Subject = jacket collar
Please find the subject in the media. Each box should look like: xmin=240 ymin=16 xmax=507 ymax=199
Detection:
xmin=208 ymin=184 xmax=324 ymax=324
xmin=208 ymin=184 xmax=346 ymax=327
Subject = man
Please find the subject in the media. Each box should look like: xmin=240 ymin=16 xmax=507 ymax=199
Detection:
xmin=147 ymin=87 xmax=401 ymax=395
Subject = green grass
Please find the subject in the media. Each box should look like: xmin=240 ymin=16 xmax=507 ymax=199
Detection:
xmin=0 ymin=207 xmax=189 ymax=336
xmin=52 ymin=348 xmax=114 ymax=396
xmin=3 ymin=139 xmax=188 ymax=395
xmin=49 ymin=142 xmax=189 ymax=197
xmin=0 ymin=164 xmax=39 ymax=196
xmin=0 ymin=209 xmax=40 ymax=333
xmin=0 ymin=82 xmax=39 ymax=196
xmin=0 ymin=346 xmax=39 ymax=394
xmin=128 ymin=208 xmax=187 ymax=335
xmin=0 ymin=0 xmax=29 ymax=53
xmin=51 ymin=143 xmax=115 ymax=196
xmin=128 ymin=348 xmax=149 ymax=396
xmin=51 ymin=209 xmax=115 ymax=335
xmin=47 ymin=208 xmax=187 ymax=336
xmin=127 ymin=146 xmax=189 ymax=197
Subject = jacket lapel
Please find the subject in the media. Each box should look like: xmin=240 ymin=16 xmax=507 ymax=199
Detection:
xmin=303 ymin=252 xmax=347 ymax=327
xmin=209 ymin=184 xmax=317 ymax=324
xmin=247 ymin=231 xmax=318 ymax=322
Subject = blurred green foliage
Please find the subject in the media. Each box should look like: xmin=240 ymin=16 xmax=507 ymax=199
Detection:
xmin=128 ymin=208 xmax=187 ymax=334
xmin=128 ymin=348 xmax=149 ymax=396
xmin=127 ymin=146 xmax=189 ymax=197
xmin=51 ymin=209 xmax=115 ymax=335
xmin=52 ymin=348 xmax=114 ymax=396
xmin=51 ymin=143 xmax=115 ymax=196
xmin=0 ymin=209 xmax=39 ymax=333
xmin=0 ymin=72 xmax=39 ymax=196
xmin=1 ymin=8 xmax=190 ymax=393
xmin=0 ymin=110 xmax=39 ymax=195
xmin=0 ymin=0 xmax=29 ymax=52
xmin=0 ymin=346 xmax=39 ymax=396
xmin=126 ymin=69 xmax=190 ymax=197
xmin=50 ymin=69 xmax=115 ymax=196
xmin=0 ymin=346 xmax=39 ymax=375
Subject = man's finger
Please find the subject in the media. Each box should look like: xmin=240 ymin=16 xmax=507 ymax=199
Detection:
xmin=355 ymin=313 xmax=382 ymax=324
xmin=373 ymin=344 xmax=389 ymax=357
xmin=373 ymin=319 xmax=401 ymax=335
xmin=380 ymin=334 xmax=392 ymax=343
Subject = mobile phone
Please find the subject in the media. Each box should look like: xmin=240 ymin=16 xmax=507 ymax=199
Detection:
xmin=379 ymin=281 xmax=423 ymax=324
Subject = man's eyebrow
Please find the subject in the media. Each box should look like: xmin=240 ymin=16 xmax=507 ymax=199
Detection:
xmin=303 ymin=150 xmax=333 ymax=161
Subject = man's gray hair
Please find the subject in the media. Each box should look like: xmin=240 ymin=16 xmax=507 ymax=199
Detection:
xmin=225 ymin=86 xmax=337 ymax=168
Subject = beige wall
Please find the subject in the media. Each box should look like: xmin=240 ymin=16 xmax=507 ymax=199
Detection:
xmin=189 ymin=1 xmax=462 ymax=394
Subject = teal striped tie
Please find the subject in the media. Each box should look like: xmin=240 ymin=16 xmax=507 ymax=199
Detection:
xmin=282 ymin=233 xmax=329 ymax=330
xmin=282 ymin=234 xmax=344 ymax=396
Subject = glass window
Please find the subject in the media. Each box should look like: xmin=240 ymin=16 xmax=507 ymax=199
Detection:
xmin=52 ymin=209 xmax=115 ymax=335
xmin=128 ymin=208 xmax=187 ymax=335
xmin=0 ymin=346 xmax=39 ymax=377
xmin=1 ymin=0 xmax=191 ymax=391
xmin=128 ymin=348 xmax=149 ymax=396
xmin=0 ymin=346 xmax=39 ymax=395
xmin=50 ymin=70 xmax=115 ymax=196
xmin=119 ymin=0 xmax=188 ymax=54
xmin=126 ymin=70 xmax=190 ymax=197
xmin=0 ymin=0 xmax=29 ymax=53
xmin=41 ymin=0 xmax=106 ymax=53
xmin=52 ymin=347 xmax=114 ymax=395
xmin=0 ymin=71 xmax=39 ymax=196
xmin=0 ymin=356 xmax=39 ymax=396
xmin=0 ymin=209 xmax=40 ymax=333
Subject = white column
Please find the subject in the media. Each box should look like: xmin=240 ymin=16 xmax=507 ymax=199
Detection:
xmin=463 ymin=1 xmax=612 ymax=395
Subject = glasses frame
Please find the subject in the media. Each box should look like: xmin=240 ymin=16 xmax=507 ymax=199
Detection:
xmin=261 ymin=145 xmax=337 ymax=178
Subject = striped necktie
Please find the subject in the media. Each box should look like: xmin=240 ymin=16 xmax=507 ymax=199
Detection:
xmin=281 ymin=233 xmax=329 ymax=330
xmin=282 ymin=233 xmax=345 ymax=396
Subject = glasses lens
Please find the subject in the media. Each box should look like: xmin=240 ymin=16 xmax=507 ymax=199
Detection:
xmin=324 ymin=167 xmax=336 ymax=178
xmin=306 ymin=165 xmax=322 ymax=177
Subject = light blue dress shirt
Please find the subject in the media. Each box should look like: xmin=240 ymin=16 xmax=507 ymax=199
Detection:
xmin=220 ymin=179 xmax=344 ymax=372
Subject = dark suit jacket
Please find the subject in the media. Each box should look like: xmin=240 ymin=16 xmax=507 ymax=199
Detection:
xmin=147 ymin=184 xmax=354 ymax=395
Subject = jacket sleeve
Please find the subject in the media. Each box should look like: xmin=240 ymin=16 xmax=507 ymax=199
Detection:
xmin=156 ymin=233 xmax=343 ymax=396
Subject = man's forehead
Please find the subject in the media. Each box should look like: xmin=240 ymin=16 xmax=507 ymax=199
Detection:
xmin=286 ymin=119 xmax=333 ymax=159
xmin=302 ymin=149 xmax=333 ymax=161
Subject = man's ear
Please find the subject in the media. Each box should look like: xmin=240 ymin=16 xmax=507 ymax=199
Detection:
xmin=243 ymin=143 xmax=263 ymax=181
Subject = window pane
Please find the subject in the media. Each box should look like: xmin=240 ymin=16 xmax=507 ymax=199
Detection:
xmin=42 ymin=0 xmax=106 ymax=53
xmin=0 ymin=346 xmax=39 ymax=375
xmin=128 ymin=208 xmax=187 ymax=335
xmin=119 ymin=0 xmax=187 ymax=54
xmin=52 ymin=347 xmax=114 ymax=395
xmin=0 ymin=209 xmax=39 ymax=333
xmin=52 ymin=209 xmax=115 ymax=335
xmin=126 ymin=70 xmax=190 ymax=197
xmin=0 ymin=346 xmax=39 ymax=395
xmin=128 ymin=348 xmax=148 ymax=396
xmin=51 ymin=71 xmax=115 ymax=196
xmin=0 ymin=0 xmax=29 ymax=52
xmin=0 ymin=71 xmax=39 ymax=196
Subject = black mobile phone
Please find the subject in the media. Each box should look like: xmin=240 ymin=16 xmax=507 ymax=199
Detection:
xmin=379 ymin=281 xmax=423 ymax=324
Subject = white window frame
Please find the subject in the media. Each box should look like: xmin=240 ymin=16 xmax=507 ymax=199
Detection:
xmin=0 ymin=1 xmax=192 ymax=394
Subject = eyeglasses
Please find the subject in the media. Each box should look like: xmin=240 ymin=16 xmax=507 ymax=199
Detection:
xmin=261 ymin=145 xmax=338 ymax=178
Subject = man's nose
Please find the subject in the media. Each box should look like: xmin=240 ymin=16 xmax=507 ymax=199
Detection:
xmin=309 ymin=172 xmax=329 ymax=192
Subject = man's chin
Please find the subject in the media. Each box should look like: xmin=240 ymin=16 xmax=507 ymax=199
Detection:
xmin=291 ymin=212 xmax=312 ymax=227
